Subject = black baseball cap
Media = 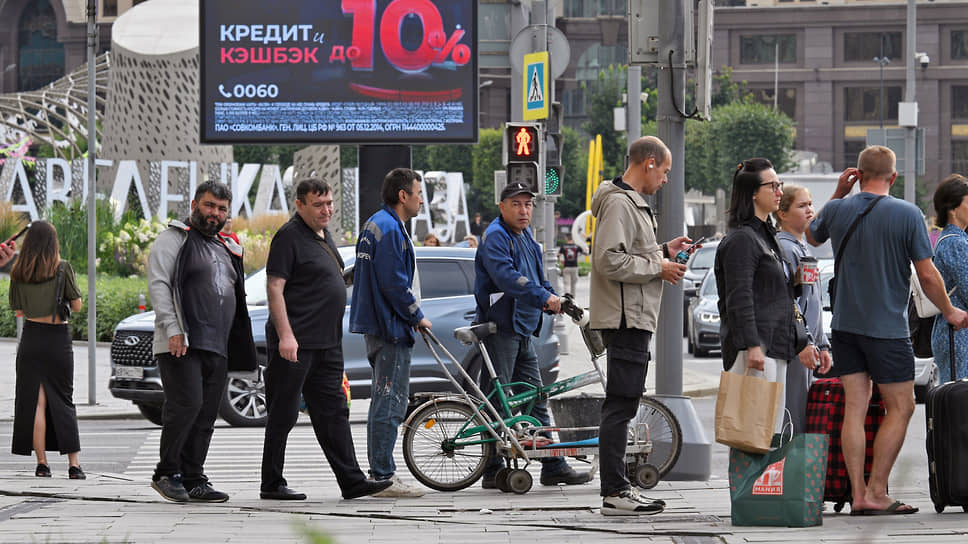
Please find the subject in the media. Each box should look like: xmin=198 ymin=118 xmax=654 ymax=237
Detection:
xmin=500 ymin=182 xmax=536 ymax=201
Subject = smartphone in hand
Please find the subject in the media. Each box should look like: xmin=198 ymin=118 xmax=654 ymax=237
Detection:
xmin=673 ymin=236 xmax=706 ymax=264
xmin=4 ymin=224 xmax=28 ymax=247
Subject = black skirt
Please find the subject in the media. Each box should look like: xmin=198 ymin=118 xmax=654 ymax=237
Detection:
xmin=12 ymin=320 xmax=80 ymax=456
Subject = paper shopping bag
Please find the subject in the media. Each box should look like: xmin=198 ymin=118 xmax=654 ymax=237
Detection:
xmin=715 ymin=370 xmax=782 ymax=453
xmin=728 ymin=433 xmax=830 ymax=526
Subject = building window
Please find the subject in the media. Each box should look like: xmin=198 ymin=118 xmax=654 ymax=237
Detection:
xmin=844 ymin=140 xmax=866 ymax=170
xmin=955 ymin=86 xmax=968 ymax=119
xmin=562 ymin=87 xmax=586 ymax=116
xmin=564 ymin=0 xmax=622 ymax=17
xmin=844 ymin=32 xmax=901 ymax=63
xmin=749 ymin=88 xmax=797 ymax=120
xmin=575 ymin=43 xmax=627 ymax=82
xmin=103 ymin=0 xmax=117 ymax=17
xmin=953 ymin=141 xmax=968 ymax=174
xmin=17 ymin=0 xmax=65 ymax=92
xmin=844 ymin=86 xmax=902 ymax=122
xmin=740 ymin=34 xmax=796 ymax=64
xmin=954 ymin=30 xmax=968 ymax=60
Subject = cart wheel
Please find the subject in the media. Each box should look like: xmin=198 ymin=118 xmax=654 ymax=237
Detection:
xmin=633 ymin=463 xmax=660 ymax=490
xmin=935 ymin=503 xmax=945 ymax=513
xmin=834 ymin=502 xmax=844 ymax=513
xmin=495 ymin=467 xmax=512 ymax=493
xmin=402 ymin=400 xmax=492 ymax=492
xmin=507 ymin=469 xmax=533 ymax=494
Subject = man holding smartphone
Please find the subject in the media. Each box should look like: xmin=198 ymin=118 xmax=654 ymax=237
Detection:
xmin=589 ymin=136 xmax=691 ymax=516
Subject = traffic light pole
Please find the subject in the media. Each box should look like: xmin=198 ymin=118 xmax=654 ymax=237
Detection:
xmin=652 ymin=0 xmax=711 ymax=481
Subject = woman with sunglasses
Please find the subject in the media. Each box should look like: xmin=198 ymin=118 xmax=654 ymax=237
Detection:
xmin=714 ymin=158 xmax=820 ymax=434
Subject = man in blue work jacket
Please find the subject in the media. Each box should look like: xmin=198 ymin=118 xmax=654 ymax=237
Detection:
xmin=350 ymin=168 xmax=432 ymax=498
xmin=475 ymin=182 xmax=593 ymax=489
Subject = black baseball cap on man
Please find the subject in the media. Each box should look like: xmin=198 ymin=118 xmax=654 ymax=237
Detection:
xmin=500 ymin=182 xmax=536 ymax=201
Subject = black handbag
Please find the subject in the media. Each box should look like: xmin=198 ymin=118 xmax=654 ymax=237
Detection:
xmin=52 ymin=262 xmax=71 ymax=322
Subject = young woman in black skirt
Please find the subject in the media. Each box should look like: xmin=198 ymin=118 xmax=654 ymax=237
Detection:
xmin=9 ymin=220 xmax=84 ymax=479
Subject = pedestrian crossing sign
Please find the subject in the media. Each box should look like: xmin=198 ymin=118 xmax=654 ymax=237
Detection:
xmin=523 ymin=51 xmax=549 ymax=121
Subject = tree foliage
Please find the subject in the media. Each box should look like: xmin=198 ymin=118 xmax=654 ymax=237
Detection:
xmin=580 ymin=65 xmax=627 ymax=180
xmin=684 ymin=100 xmax=795 ymax=195
xmin=470 ymin=128 xmax=503 ymax=219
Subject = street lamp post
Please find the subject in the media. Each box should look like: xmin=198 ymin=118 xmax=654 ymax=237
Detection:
xmin=873 ymin=33 xmax=891 ymax=130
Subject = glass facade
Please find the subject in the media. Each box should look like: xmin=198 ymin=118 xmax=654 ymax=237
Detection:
xmin=749 ymin=88 xmax=797 ymax=121
xmin=844 ymin=86 xmax=901 ymax=122
xmin=844 ymin=31 xmax=901 ymax=63
xmin=955 ymin=30 xmax=968 ymax=60
xmin=955 ymin=86 xmax=968 ymax=119
xmin=740 ymin=34 xmax=797 ymax=64
xmin=564 ymin=0 xmax=625 ymax=17
xmin=17 ymin=0 xmax=65 ymax=92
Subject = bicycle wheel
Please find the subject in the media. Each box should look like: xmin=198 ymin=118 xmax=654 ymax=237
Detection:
xmin=403 ymin=399 xmax=492 ymax=492
xmin=631 ymin=396 xmax=682 ymax=478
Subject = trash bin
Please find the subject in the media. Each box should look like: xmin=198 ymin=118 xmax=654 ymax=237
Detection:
xmin=548 ymin=393 xmax=603 ymax=442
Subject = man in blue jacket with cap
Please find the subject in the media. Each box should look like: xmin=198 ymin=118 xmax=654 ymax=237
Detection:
xmin=351 ymin=167 xmax=432 ymax=498
xmin=475 ymin=182 xmax=593 ymax=489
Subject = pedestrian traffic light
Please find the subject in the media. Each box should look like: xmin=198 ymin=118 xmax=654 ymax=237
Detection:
xmin=545 ymin=165 xmax=563 ymax=196
xmin=503 ymin=122 xmax=543 ymax=195
xmin=507 ymin=125 xmax=540 ymax=160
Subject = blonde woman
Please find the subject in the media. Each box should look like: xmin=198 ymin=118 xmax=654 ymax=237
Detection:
xmin=775 ymin=184 xmax=832 ymax=433
xmin=9 ymin=220 xmax=84 ymax=479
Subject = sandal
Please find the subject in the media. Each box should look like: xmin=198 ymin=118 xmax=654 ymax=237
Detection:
xmin=35 ymin=463 xmax=51 ymax=477
xmin=68 ymin=466 xmax=86 ymax=480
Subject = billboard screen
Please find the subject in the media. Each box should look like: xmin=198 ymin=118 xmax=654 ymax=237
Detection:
xmin=200 ymin=0 xmax=478 ymax=144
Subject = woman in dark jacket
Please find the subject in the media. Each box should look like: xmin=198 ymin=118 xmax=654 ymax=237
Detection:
xmin=714 ymin=158 xmax=818 ymax=433
xmin=9 ymin=221 xmax=84 ymax=479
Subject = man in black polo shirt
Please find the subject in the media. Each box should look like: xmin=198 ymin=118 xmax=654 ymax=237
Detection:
xmin=259 ymin=179 xmax=391 ymax=501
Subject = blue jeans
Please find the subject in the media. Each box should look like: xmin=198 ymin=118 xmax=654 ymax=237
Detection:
xmin=481 ymin=333 xmax=568 ymax=475
xmin=365 ymin=335 xmax=413 ymax=480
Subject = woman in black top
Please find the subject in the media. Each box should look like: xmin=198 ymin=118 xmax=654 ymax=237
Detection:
xmin=714 ymin=158 xmax=818 ymax=433
xmin=8 ymin=221 xmax=84 ymax=479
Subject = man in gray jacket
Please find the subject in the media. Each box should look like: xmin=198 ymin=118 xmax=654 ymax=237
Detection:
xmin=147 ymin=180 xmax=257 ymax=503
xmin=590 ymin=136 xmax=691 ymax=515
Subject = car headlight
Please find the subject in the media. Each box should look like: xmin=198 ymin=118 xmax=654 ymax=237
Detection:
xmin=698 ymin=312 xmax=720 ymax=324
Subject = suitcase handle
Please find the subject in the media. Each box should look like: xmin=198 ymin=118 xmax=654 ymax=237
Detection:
xmin=950 ymin=324 xmax=956 ymax=382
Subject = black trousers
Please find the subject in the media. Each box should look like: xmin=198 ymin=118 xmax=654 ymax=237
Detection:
xmin=261 ymin=345 xmax=367 ymax=493
xmin=599 ymin=327 xmax=651 ymax=497
xmin=155 ymin=349 xmax=227 ymax=487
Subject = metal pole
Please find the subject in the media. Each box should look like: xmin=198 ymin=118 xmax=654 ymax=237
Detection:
xmin=628 ymin=65 xmax=642 ymax=144
xmin=655 ymin=4 xmax=685 ymax=398
xmin=86 ymin=0 xmax=97 ymax=405
xmin=773 ymin=42 xmax=779 ymax=111
xmin=904 ymin=0 xmax=916 ymax=204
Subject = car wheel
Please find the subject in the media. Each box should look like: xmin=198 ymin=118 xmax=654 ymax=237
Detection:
xmin=694 ymin=345 xmax=708 ymax=358
xmin=219 ymin=360 xmax=268 ymax=427
xmin=137 ymin=403 xmax=164 ymax=426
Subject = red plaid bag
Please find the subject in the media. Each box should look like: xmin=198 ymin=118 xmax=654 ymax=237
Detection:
xmin=806 ymin=378 xmax=885 ymax=511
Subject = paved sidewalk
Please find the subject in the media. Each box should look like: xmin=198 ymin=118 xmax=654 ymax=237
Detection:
xmin=0 ymin=458 xmax=961 ymax=543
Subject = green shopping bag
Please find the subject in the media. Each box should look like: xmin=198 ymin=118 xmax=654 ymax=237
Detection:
xmin=728 ymin=433 xmax=829 ymax=527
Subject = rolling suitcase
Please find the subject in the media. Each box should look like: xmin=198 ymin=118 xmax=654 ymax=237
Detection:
xmin=806 ymin=377 xmax=885 ymax=512
xmin=925 ymin=325 xmax=968 ymax=513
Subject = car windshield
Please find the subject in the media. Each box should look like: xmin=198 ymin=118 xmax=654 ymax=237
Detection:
xmin=245 ymin=268 xmax=268 ymax=306
xmin=689 ymin=246 xmax=716 ymax=270
xmin=701 ymin=271 xmax=718 ymax=297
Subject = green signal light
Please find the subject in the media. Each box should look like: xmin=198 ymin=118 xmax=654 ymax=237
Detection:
xmin=544 ymin=166 xmax=561 ymax=195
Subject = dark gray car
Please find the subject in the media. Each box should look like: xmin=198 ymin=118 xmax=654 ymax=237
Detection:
xmin=108 ymin=246 xmax=560 ymax=426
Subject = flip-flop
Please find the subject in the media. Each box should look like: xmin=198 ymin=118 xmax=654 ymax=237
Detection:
xmin=857 ymin=500 xmax=919 ymax=516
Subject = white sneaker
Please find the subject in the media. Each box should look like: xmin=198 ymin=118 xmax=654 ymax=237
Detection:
xmin=601 ymin=487 xmax=664 ymax=516
xmin=371 ymin=476 xmax=426 ymax=498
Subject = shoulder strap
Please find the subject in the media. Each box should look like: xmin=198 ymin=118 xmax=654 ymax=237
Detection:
xmin=52 ymin=262 xmax=64 ymax=324
xmin=935 ymin=233 xmax=958 ymax=251
xmin=832 ymin=195 xmax=886 ymax=279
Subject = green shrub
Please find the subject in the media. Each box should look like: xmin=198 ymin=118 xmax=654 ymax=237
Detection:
xmin=44 ymin=198 xmax=118 ymax=274
xmin=0 ymin=275 xmax=151 ymax=342
xmin=99 ymin=218 xmax=167 ymax=277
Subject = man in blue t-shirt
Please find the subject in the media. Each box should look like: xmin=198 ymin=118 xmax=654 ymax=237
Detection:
xmin=808 ymin=145 xmax=968 ymax=515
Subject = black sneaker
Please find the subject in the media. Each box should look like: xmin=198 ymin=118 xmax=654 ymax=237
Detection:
xmin=540 ymin=466 xmax=593 ymax=486
xmin=187 ymin=481 xmax=230 ymax=503
xmin=481 ymin=473 xmax=498 ymax=489
xmin=342 ymin=478 xmax=393 ymax=499
xmin=151 ymin=475 xmax=189 ymax=502
xmin=68 ymin=466 xmax=86 ymax=480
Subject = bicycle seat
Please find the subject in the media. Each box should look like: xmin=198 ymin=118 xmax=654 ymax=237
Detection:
xmin=454 ymin=322 xmax=497 ymax=345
